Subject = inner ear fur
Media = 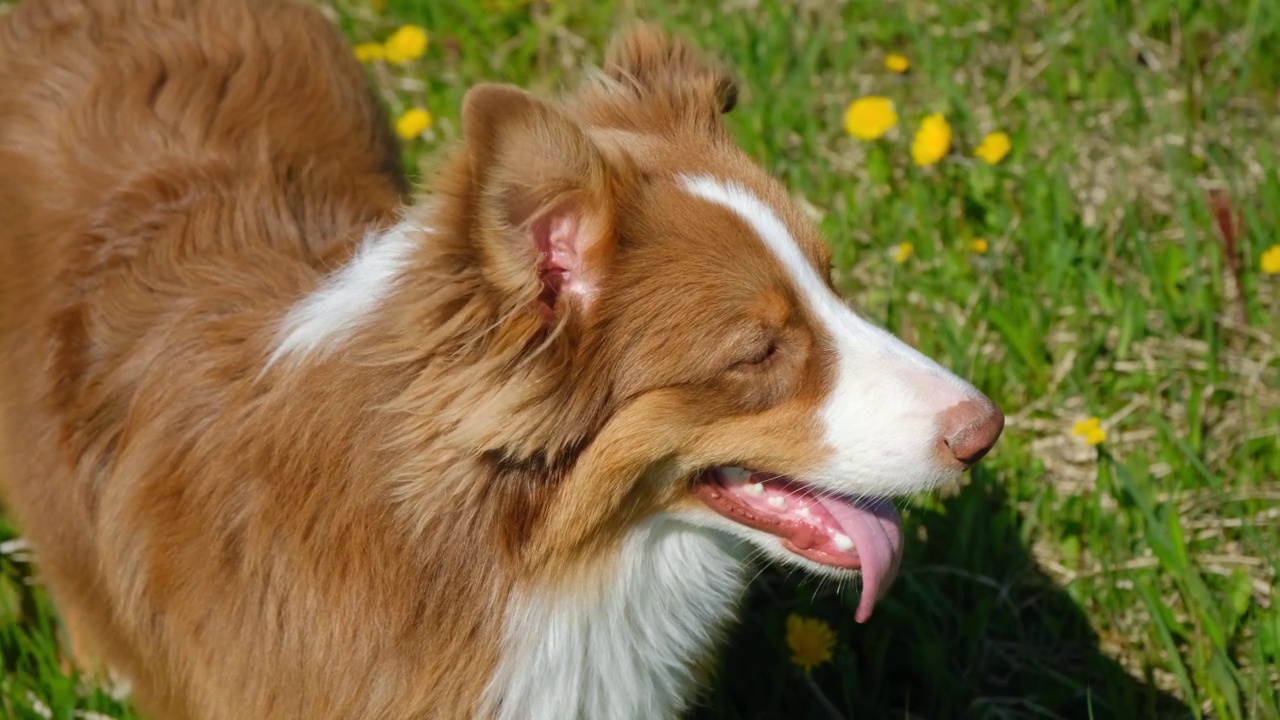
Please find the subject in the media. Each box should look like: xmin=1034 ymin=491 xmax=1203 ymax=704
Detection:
xmin=461 ymin=84 xmax=619 ymax=319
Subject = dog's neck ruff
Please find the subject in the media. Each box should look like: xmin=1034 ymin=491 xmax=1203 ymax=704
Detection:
xmin=482 ymin=515 xmax=748 ymax=720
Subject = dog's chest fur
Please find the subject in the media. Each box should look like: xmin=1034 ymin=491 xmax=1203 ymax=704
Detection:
xmin=484 ymin=517 xmax=748 ymax=720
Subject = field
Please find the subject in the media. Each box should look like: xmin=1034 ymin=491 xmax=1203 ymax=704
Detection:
xmin=2 ymin=0 xmax=1279 ymax=718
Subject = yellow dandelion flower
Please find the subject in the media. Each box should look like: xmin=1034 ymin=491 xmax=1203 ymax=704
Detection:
xmin=844 ymin=97 xmax=898 ymax=141
xmin=970 ymin=238 xmax=989 ymax=254
xmin=1262 ymin=244 xmax=1280 ymax=274
xmin=353 ymin=42 xmax=385 ymax=64
xmin=395 ymin=108 xmax=432 ymax=141
xmin=384 ymin=25 xmax=428 ymax=64
xmin=786 ymin=615 xmax=836 ymax=673
xmin=884 ymin=53 xmax=910 ymax=73
xmin=892 ymin=242 xmax=914 ymax=264
xmin=911 ymin=113 xmax=951 ymax=166
xmin=974 ymin=131 xmax=1012 ymax=165
xmin=1071 ymin=417 xmax=1106 ymax=446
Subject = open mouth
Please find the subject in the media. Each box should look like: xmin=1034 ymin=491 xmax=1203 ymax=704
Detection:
xmin=695 ymin=467 xmax=903 ymax=621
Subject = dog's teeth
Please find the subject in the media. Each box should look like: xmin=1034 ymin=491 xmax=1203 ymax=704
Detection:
xmin=767 ymin=496 xmax=787 ymax=510
xmin=796 ymin=506 xmax=812 ymax=519
xmin=833 ymin=533 xmax=854 ymax=551
xmin=743 ymin=483 xmax=764 ymax=497
xmin=722 ymin=467 xmax=751 ymax=483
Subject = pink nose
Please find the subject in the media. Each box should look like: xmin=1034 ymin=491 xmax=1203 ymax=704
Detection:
xmin=939 ymin=397 xmax=1004 ymax=468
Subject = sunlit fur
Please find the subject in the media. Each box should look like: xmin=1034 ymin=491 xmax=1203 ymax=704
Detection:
xmin=0 ymin=2 xmax=994 ymax=718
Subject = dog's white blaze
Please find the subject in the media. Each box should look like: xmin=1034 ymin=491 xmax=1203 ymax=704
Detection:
xmin=483 ymin=516 xmax=747 ymax=720
xmin=679 ymin=175 xmax=977 ymax=495
xmin=266 ymin=220 xmax=422 ymax=368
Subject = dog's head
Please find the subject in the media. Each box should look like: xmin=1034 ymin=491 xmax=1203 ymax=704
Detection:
xmin=437 ymin=24 xmax=1001 ymax=620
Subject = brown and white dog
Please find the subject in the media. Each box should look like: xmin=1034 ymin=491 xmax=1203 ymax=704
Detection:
xmin=0 ymin=1 xmax=1002 ymax=718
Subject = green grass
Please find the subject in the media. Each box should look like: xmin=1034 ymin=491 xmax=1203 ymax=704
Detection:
xmin=3 ymin=0 xmax=1279 ymax=717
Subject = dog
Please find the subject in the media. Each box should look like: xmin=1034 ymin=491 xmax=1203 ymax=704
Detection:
xmin=0 ymin=1 xmax=1003 ymax=717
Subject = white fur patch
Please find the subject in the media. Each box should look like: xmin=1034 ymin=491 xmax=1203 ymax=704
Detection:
xmin=679 ymin=175 xmax=978 ymax=496
xmin=265 ymin=220 xmax=422 ymax=368
xmin=483 ymin=516 xmax=748 ymax=720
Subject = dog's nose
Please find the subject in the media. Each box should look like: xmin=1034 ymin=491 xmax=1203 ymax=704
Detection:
xmin=939 ymin=397 xmax=1004 ymax=468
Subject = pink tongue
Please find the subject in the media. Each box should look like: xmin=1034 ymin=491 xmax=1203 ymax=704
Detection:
xmin=711 ymin=472 xmax=905 ymax=622
xmin=814 ymin=497 xmax=903 ymax=622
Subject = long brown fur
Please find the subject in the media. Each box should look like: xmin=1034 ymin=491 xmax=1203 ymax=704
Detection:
xmin=0 ymin=1 xmax=850 ymax=717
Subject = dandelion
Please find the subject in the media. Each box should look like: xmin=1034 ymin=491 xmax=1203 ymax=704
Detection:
xmin=353 ymin=42 xmax=385 ymax=64
xmin=384 ymin=25 xmax=428 ymax=64
xmin=786 ymin=615 xmax=836 ymax=672
xmin=974 ymin=131 xmax=1012 ymax=165
xmin=911 ymin=113 xmax=951 ymax=166
xmin=970 ymin=238 xmax=989 ymax=254
xmin=844 ymin=97 xmax=898 ymax=141
xmin=395 ymin=108 xmax=432 ymax=141
xmin=1262 ymin=244 xmax=1280 ymax=274
xmin=892 ymin=242 xmax=914 ymax=264
xmin=1072 ymin=417 xmax=1106 ymax=446
xmin=884 ymin=53 xmax=910 ymax=73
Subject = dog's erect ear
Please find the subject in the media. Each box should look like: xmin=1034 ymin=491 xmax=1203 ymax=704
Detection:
xmin=462 ymin=84 xmax=618 ymax=322
xmin=604 ymin=23 xmax=738 ymax=116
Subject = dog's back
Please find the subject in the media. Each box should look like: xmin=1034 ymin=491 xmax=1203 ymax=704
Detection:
xmin=0 ymin=0 xmax=405 ymax=714
xmin=0 ymin=0 xmax=406 ymax=257
xmin=0 ymin=0 xmax=408 ymax=404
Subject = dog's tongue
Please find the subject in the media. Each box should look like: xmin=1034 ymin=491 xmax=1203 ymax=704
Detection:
xmin=811 ymin=494 xmax=902 ymax=622
xmin=697 ymin=470 xmax=904 ymax=622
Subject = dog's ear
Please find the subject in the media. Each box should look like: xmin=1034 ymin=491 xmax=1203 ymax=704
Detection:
xmin=462 ymin=84 xmax=620 ymax=323
xmin=604 ymin=23 xmax=738 ymax=116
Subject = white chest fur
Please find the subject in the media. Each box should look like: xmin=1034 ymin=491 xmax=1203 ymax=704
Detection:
xmin=483 ymin=516 xmax=749 ymax=720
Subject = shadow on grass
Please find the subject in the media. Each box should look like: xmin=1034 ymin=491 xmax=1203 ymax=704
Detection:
xmin=693 ymin=468 xmax=1194 ymax=720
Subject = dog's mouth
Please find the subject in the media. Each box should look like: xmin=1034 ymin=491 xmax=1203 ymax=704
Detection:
xmin=695 ymin=466 xmax=903 ymax=621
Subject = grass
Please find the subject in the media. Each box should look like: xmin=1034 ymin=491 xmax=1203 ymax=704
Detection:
xmin=2 ymin=0 xmax=1278 ymax=717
